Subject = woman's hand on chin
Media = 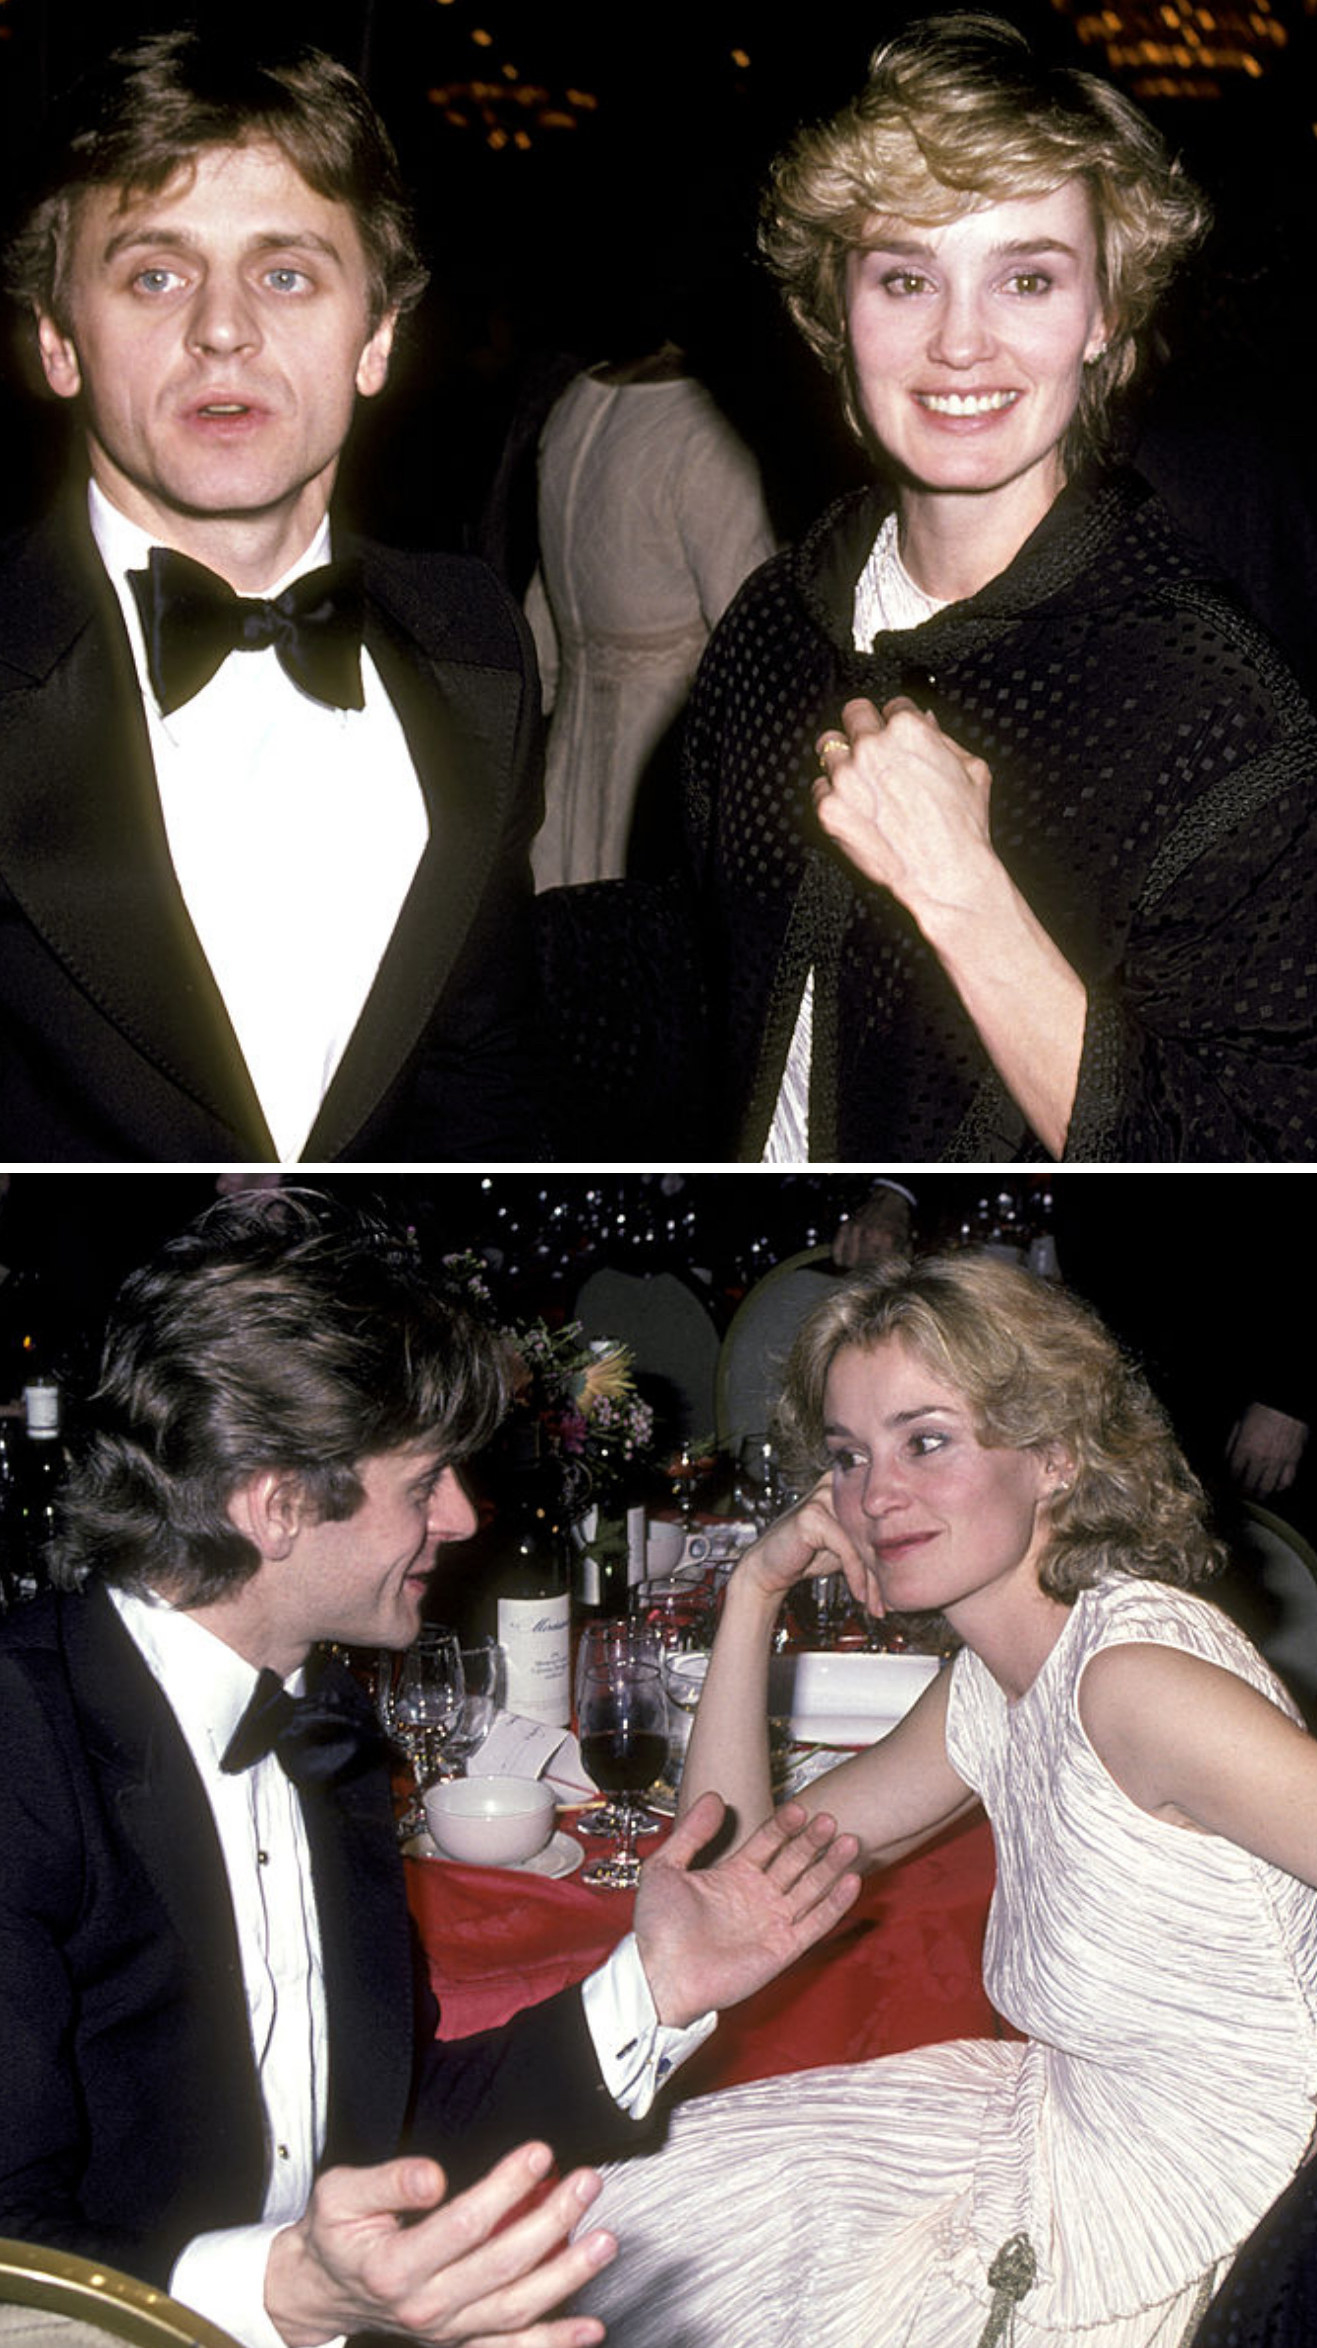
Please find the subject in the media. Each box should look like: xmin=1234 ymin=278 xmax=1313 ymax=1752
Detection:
xmin=812 ymin=695 xmax=999 ymax=935
xmin=738 ymin=1474 xmax=872 ymax=1615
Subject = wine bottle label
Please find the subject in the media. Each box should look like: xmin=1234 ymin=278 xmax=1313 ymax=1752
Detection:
xmin=23 ymin=1381 xmax=61 ymax=1438
xmin=497 ymin=1592 xmax=571 ymax=1725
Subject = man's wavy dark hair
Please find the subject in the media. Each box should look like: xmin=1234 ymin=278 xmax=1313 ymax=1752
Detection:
xmin=49 ymin=1189 xmax=508 ymax=1605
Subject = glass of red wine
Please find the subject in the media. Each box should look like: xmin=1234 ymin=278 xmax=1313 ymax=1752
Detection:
xmin=574 ymin=1619 xmax=663 ymax=1839
xmin=576 ymin=1650 xmax=669 ymax=1890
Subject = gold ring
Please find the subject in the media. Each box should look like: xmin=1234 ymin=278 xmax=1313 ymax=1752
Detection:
xmin=817 ymin=731 xmax=849 ymax=762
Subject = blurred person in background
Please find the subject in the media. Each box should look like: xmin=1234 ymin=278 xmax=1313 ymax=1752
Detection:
xmin=521 ymin=170 xmax=777 ymax=893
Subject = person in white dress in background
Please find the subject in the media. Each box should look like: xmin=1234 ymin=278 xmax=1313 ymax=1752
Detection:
xmin=573 ymin=1249 xmax=1317 ymax=2348
xmin=526 ymin=339 xmax=775 ymax=890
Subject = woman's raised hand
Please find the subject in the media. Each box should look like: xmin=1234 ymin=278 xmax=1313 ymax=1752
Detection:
xmin=739 ymin=1474 xmax=872 ymax=1614
xmin=813 ymin=695 xmax=997 ymax=930
xmin=812 ymin=691 xmax=1087 ymax=1159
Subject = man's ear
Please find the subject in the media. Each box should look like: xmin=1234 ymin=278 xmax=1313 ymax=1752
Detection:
xmin=35 ymin=311 xmax=83 ymax=402
xmin=226 ymin=1468 xmax=309 ymax=1562
xmin=355 ymin=307 xmax=398 ymax=400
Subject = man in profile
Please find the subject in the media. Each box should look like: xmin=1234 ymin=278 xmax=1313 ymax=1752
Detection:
xmin=0 ymin=1188 xmax=859 ymax=2348
xmin=0 ymin=30 xmax=541 ymax=1160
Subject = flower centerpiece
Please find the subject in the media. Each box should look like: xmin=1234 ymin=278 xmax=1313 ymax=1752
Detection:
xmin=440 ymin=1252 xmax=658 ymax=1591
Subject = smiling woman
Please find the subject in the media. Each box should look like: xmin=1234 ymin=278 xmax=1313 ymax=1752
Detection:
xmin=678 ymin=11 xmax=1317 ymax=1162
xmin=574 ymin=1249 xmax=1317 ymax=2347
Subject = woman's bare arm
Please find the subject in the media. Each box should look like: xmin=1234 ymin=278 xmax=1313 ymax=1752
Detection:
xmin=1080 ymin=1641 xmax=1317 ymax=1883
xmin=678 ymin=1480 xmax=975 ymax=1866
xmin=814 ymin=697 xmax=1086 ymax=1158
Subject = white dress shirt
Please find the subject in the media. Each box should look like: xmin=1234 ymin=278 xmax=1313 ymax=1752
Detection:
xmin=762 ymin=514 xmax=949 ymax=1162
xmin=108 ymin=1590 xmax=711 ymax=2348
xmin=89 ymin=484 xmax=429 ymax=1161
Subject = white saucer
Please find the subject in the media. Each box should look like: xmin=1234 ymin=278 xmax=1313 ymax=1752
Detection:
xmin=519 ymin=1830 xmax=584 ymax=1880
xmin=403 ymin=1827 xmax=583 ymax=1879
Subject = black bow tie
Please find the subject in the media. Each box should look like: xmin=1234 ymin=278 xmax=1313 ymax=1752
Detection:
xmin=129 ymin=546 xmax=366 ymax=715
xmin=221 ymin=1667 xmax=382 ymax=1787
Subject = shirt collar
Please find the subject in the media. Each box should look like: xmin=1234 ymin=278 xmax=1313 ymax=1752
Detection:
xmin=88 ymin=477 xmax=334 ymax=601
xmin=109 ymin=1582 xmax=306 ymax=1772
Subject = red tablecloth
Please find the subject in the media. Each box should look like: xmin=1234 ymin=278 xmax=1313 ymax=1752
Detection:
xmin=406 ymin=1809 xmax=1001 ymax=2099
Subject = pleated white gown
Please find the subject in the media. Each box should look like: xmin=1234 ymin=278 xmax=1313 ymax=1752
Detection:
xmin=575 ymin=1578 xmax=1317 ymax=2347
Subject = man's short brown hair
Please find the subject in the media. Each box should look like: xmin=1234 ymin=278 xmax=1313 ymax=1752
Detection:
xmin=6 ymin=28 xmax=429 ymax=333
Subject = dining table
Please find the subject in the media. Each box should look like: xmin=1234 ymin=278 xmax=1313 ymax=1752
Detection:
xmin=405 ymin=1801 xmax=1004 ymax=2101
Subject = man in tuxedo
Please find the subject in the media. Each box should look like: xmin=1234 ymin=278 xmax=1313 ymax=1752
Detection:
xmin=0 ymin=30 xmax=542 ymax=1160
xmin=0 ymin=1189 xmax=860 ymax=2348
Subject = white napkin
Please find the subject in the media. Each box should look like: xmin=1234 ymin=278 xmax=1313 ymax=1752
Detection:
xmin=468 ymin=1709 xmax=595 ymax=1802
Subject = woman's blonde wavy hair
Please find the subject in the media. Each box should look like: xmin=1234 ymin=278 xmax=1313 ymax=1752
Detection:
xmin=773 ymin=1249 xmax=1226 ymax=1603
xmin=761 ymin=12 xmax=1209 ymax=464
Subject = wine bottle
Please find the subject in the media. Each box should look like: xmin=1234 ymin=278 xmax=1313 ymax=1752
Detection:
xmin=13 ymin=1376 xmax=65 ymax=1601
xmin=0 ymin=1418 xmax=19 ymax=1611
xmin=485 ymin=1434 xmax=571 ymax=1728
xmin=570 ymin=1430 xmax=649 ymax=1618
xmin=571 ymin=1501 xmax=630 ymax=1620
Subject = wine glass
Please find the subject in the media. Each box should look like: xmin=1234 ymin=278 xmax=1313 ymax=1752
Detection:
xmin=629 ymin=1575 xmax=715 ymax=1654
xmin=442 ymin=1639 xmax=505 ymax=1774
xmin=378 ymin=1627 xmax=464 ymax=1829
xmin=576 ymin=1653 xmax=669 ymax=1889
xmin=733 ymin=1434 xmax=782 ymax=1527
xmin=665 ymin=1441 xmax=701 ymax=1522
xmin=573 ymin=1620 xmax=662 ymax=1838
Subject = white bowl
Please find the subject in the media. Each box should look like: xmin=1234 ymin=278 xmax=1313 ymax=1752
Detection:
xmin=767 ymin=1650 xmax=942 ymax=1745
xmin=424 ymin=1775 xmax=556 ymax=1866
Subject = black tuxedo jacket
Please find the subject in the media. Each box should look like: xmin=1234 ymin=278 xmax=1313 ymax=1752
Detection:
xmin=0 ymin=497 xmax=545 ymax=1160
xmin=0 ymin=1586 xmax=645 ymax=2288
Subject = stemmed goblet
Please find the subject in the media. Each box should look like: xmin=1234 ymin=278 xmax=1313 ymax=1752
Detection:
xmin=442 ymin=1639 xmax=504 ymax=1774
xmin=574 ymin=1619 xmax=662 ymax=1839
xmin=575 ymin=1650 xmax=669 ymax=1890
xmin=377 ymin=1625 xmax=464 ymax=1833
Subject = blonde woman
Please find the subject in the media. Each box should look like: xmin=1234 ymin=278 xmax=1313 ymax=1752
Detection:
xmin=684 ymin=14 xmax=1317 ymax=1160
xmin=575 ymin=1251 xmax=1317 ymax=2346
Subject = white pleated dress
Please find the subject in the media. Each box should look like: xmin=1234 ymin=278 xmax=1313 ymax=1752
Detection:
xmin=575 ymin=1578 xmax=1317 ymax=2348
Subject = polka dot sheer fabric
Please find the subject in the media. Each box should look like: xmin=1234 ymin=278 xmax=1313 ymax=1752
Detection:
xmin=683 ymin=466 xmax=1317 ymax=1162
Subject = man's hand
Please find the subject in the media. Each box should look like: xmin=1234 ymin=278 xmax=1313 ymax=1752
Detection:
xmin=831 ymin=1187 xmax=911 ymax=1269
xmin=264 ymin=2143 xmax=616 ymax=2348
xmin=1227 ymin=1402 xmax=1310 ymax=1499
xmin=633 ymin=1793 xmax=861 ymax=2029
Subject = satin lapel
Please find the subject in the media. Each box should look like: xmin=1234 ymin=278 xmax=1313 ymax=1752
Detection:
xmin=60 ymin=1589 xmax=258 ymax=2081
xmin=302 ymin=572 xmax=522 ymax=1158
xmin=297 ymin=1671 xmax=416 ymax=2163
xmin=66 ymin=1599 xmax=411 ymax=2171
xmin=0 ymin=510 xmax=275 ymax=1153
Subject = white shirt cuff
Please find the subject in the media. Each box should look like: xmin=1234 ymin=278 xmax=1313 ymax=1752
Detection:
xmin=580 ymin=1932 xmax=717 ymax=2118
xmin=170 ymin=2224 xmax=343 ymax=2348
